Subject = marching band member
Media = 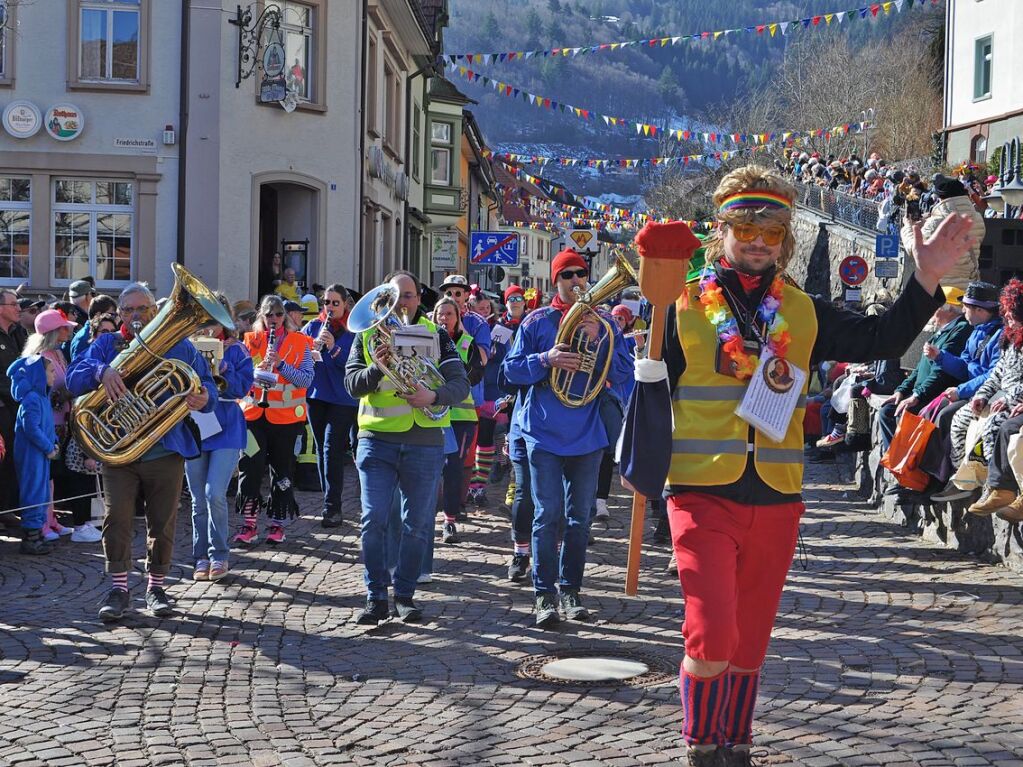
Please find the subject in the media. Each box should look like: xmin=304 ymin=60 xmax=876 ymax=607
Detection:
xmin=302 ymin=283 xmax=358 ymax=529
xmin=233 ymin=295 xmax=314 ymax=547
xmin=66 ymin=282 xmax=218 ymax=622
xmin=345 ymin=271 xmax=469 ymax=625
xmin=502 ymin=249 xmax=632 ymax=627
xmin=184 ymin=294 xmax=253 ymax=583
xmin=633 ymin=166 xmax=976 ymax=765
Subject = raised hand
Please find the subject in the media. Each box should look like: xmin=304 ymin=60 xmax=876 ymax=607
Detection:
xmin=911 ymin=213 xmax=978 ymax=294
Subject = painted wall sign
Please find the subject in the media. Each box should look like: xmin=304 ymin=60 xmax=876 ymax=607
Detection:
xmin=2 ymin=100 xmax=43 ymax=139
xmin=45 ymin=104 xmax=84 ymax=141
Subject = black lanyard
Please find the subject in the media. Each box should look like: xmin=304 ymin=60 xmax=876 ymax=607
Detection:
xmin=719 ymin=279 xmax=768 ymax=346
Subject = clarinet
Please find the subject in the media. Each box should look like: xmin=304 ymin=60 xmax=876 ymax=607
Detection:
xmin=255 ymin=326 xmax=278 ymax=408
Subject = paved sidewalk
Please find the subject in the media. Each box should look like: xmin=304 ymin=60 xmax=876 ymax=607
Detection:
xmin=0 ymin=463 xmax=1021 ymax=766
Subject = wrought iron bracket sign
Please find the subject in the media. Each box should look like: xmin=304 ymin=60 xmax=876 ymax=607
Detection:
xmin=228 ymin=3 xmax=284 ymax=91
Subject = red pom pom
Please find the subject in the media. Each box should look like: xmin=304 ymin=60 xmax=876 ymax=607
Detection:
xmin=633 ymin=221 xmax=702 ymax=262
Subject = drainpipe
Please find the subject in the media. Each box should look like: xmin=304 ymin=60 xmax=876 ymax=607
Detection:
xmin=175 ymin=0 xmax=191 ymax=266
xmin=402 ymin=58 xmax=435 ymax=273
xmin=357 ymin=0 xmax=369 ymax=290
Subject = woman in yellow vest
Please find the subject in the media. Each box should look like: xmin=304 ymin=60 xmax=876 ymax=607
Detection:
xmin=431 ymin=297 xmax=484 ymax=545
xmin=626 ymin=166 xmax=978 ymax=766
xmin=233 ymin=294 xmax=314 ymax=547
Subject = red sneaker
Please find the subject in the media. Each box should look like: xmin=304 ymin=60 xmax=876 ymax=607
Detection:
xmin=265 ymin=525 xmax=286 ymax=545
xmin=232 ymin=524 xmax=259 ymax=547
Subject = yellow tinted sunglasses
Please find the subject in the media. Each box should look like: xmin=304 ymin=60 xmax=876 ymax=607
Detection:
xmin=729 ymin=223 xmax=787 ymax=247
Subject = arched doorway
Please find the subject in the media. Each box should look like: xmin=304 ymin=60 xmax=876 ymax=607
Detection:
xmin=251 ymin=173 xmax=326 ymax=301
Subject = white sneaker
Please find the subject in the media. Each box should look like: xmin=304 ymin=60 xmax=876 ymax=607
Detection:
xmin=595 ymin=498 xmax=610 ymax=519
xmin=71 ymin=524 xmax=102 ymax=543
xmin=42 ymin=528 xmax=60 ymax=542
xmin=417 ymin=573 xmax=433 ymax=584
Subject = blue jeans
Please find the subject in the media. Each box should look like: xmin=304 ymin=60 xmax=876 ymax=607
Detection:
xmin=443 ymin=421 xmax=477 ymax=519
xmin=527 ymin=446 xmax=602 ymax=596
xmin=307 ymin=399 xmax=357 ymax=517
xmin=184 ymin=448 xmax=238 ymax=563
xmin=510 ymin=435 xmax=534 ymax=546
xmin=356 ymin=437 xmax=445 ymax=600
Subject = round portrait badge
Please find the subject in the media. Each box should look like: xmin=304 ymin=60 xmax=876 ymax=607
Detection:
xmin=762 ymin=357 xmax=796 ymax=395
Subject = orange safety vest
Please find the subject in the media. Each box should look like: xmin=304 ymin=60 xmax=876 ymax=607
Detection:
xmin=241 ymin=330 xmax=313 ymax=424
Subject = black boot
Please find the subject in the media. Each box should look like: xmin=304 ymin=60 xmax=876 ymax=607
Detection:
xmin=19 ymin=528 xmax=52 ymax=556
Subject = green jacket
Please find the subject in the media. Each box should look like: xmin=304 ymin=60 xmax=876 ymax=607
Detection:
xmin=897 ymin=315 xmax=971 ymax=403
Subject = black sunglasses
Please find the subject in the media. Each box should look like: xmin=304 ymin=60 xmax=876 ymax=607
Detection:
xmin=267 ymin=311 xmax=285 ymax=318
xmin=559 ymin=269 xmax=589 ymax=280
xmin=324 ymin=299 xmax=344 ymax=306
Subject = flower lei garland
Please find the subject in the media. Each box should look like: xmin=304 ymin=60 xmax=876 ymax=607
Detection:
xmin=698 ymin=273 xmax=791 ymax=380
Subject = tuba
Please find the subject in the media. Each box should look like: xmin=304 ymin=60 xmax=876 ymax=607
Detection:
xmin=347 ymin=281 xmax=450 ymax=421
xmin=72 ymin=263 xmax=235 ymax=466
xmin=551 ymin=251 xmax=638 ymax=407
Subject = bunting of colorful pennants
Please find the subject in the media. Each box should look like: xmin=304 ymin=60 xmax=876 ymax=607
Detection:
xmin=450 ymin=63 xmax=870 ymax=146
xmin=447 ymin=0 xmax=939 ymax=64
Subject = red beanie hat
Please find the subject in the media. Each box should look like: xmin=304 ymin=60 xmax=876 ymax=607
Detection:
xmin=550 ymin=248 xmax=588 ymax=282
xmin=503 ymin=284 xmax=525 ymax=302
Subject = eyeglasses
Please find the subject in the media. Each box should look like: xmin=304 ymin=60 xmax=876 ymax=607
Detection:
xmin=729 ymin=223 xmax=788 ymax=247
xmin=120 ymin=305 xmax=151 ymax=316
xmin=444 ymin=290 xmax=464 ymax=299
xmin=267 ymin=311 xmax=285 ymax=318
xmin=558 ymin=269 xmax=589 ymax=280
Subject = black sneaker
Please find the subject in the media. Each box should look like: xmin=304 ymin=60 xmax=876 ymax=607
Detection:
xmin=535 ymin=593 xmax=560 ymax=627
xmin=442 ymin=522 xmax=459 ymax=544
xmin=355 ymin=598 xmax=390 ymax=625
xmin=145 ymin=587 xmax=173 ymax=617
xmin=507 ymin=553 xmax=530 ymax=582
xmin=99 ymin=588 xmax=130 ymax=622
xmin=559 ymin=589 xmax=590 ymax=621
xmin=392 ymin=596 xmax=423 ymax=623
xmin=320 ymin=511 xmax=343 ymax=529
xmin=686 ymin=746 xmax=722 ymax=766
xmin=720 ymin=747 xmax=759 ymax=766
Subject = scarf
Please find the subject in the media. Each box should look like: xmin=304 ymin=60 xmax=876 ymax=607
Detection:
xmin=720 ymin=257 xmax=765 ymax=294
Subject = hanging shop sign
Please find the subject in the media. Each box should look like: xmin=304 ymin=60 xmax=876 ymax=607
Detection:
xmin=45 ymin=104 xmax=84 ymax=141
xmin=2 ymin=100 xmax=43 ymax=139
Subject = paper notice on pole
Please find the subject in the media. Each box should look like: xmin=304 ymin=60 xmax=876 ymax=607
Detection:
xmin=734 ymin=355 xmax=806 ymax=443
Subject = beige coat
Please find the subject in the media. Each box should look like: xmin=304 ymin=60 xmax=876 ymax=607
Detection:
xmin=901 ymin=195 xmax=985 ymax=291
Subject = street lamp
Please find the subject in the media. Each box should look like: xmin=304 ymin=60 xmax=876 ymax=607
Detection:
xmin=860 ymin=108 xmax=876 ymax=158
xmin=996 ymin=137 xmax=1023 ymax=215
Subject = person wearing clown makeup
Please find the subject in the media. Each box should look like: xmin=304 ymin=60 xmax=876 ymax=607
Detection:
xmin=640 ymin=165 xmax=979 ymax=766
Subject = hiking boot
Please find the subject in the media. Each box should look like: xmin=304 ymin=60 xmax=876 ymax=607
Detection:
xmin=231 ymin=523 xmax=259 ymax=547
xmin=686 ymin=747 xmax=722 ymax=766
xmin=442 ymin=522 xmax=459 ymax=544
xmin=321 ymin=511 xmax=343 ymax=529
xmin=98 ymin=588 xmax=130 ymax=622
xmin=535 ymin=593 xmax=560 ymax=628
xmin=720 ymin=747 xmax=762 ymax=766
xmin=559 ymin=589 xmax=589 ymax=621
xmin=968 ymin=487 xmax=1015 ymax=516
xmin=996 ymin=495 xmax=1023 ymax=523
xmin=507 ymin=553 xmax=530 ymax=582
xmin=265 ymin=525 xmax=286 ymax=545
xmin=392 ymin=596 xmax=423 ymax=623
xmin=145 ymin=587 xmax=173 ymax=617
xmin=355 ymin=598 xmax=390 ymax=625
xmin=19 ymin=528 xmax=52 ymax=556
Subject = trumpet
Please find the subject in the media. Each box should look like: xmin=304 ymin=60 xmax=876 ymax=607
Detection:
xmin=254 ymin=326 xmax=278 ymax=408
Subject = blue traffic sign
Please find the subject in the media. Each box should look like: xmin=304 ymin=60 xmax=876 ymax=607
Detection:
xmin=470 ymin=231 xmax=519 ymax=265
xmin=875 ymin=234 xmax=900 ymax=259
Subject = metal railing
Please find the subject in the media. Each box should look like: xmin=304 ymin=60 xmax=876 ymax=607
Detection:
xmin=796 ymin=185 xmax=890 ymax=233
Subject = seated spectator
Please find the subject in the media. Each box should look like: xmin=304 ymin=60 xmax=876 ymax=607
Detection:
xmin=878 ymin=287 xmax=971 ymax=455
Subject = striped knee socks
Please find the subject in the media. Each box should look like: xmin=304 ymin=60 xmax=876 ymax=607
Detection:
xmin=472 ymin=446 xmax=495 ymax=489
xmin=681 ymin=667 xmax=730 ymax=747
xmin=723 ymin=670 xmax=760 ymax=748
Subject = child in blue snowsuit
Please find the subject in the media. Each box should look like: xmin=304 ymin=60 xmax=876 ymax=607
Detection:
xmin=8 ymin=355 xmax=59 ymax=555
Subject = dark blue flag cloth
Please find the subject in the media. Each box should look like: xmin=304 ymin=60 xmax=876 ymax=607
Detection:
xmin=620 ymin=375 xmax=673 ymax=499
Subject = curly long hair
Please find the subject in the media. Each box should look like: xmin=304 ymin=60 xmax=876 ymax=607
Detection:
xmin=1000 ymin=278 xmax=1023 ymax=349
xmin=705 ymin=164 xmax=798 ymax=271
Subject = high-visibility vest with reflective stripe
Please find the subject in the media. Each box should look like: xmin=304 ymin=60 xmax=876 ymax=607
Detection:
xmin=241 ymin=330 xmax=313 ymax=424
xmin=449 ymin=331 xmax=478 ymax=422
xmin=668 ymin=280 xmax=818 ymax=495
xmin=357 ymin=316 xmax=451 ymax=432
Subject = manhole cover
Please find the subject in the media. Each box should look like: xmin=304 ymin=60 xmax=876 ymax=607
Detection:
xmin=516 ymin=649 xmax=676 ymax=689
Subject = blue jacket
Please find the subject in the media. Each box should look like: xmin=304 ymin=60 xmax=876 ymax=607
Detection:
xmin=201 ymin=340 xmax=254 ymax=451
xmin=69 ymin=325 xmax=92 ymax=361
xmin=7 ymin=356 xmax=57 ymax=527
xmin=611 ymin=336 xmax=638 ymax=405
xmin=301 ymin=319 xmax=357 ymax=407
xmin=463 ymin=312 xmax=492 ymax=407
xmin=502 ymin=305 xmax=632 ymax=457
xmin=935 ymin=319 xmax=1003 ymax=400
xmin=65 ymin=332 xmax=218 ymax=459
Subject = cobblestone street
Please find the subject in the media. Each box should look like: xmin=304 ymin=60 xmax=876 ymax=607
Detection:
xmin=0 ymin=463 xmax=1021 ymax=767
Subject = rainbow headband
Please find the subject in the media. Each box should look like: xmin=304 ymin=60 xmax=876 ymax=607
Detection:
xmin=718 ymin=191 xmax=793 ymax=213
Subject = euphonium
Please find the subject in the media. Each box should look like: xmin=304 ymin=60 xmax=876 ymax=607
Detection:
xmin=551 ymin=251 xmax=638 ymax=407
xmin=71 ymin=263 xmax=235 ymax=466
xmin=347 ymin=281 xmax=450 ymax=421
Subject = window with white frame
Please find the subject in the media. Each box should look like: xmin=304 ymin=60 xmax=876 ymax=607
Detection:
xmin=79 ymin=0 xmax=141 ymax=82
xmin=0 ymin=177 xmax=31 ymax=282
xmin=974 ymin=35 xmax=992 ymax=100
xmin=431 ymin=121 xmax=453 ymax=186
xmin=53 ymin=179 xmax=134 ymax=284
xmin=281 ymin=1 xmax=313 ymax=101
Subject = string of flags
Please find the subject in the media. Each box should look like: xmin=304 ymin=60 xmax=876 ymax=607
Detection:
xmin=447 ymin=0 xmax=941 ymax=64
xmin=449 ymin=63 xmax=871 ymax=146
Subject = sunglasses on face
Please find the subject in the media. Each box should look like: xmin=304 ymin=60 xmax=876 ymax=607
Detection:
xmin=267 ymin=311 xmax=285 ymax=318
xmin=445 ymin=290 xmax=464 ymax=299
xmin=729 ymin=223 xmax=788 ymax=247
xmin=507 ymin=296 xmax=525 ymax=303
xmin=559 ymin=269 xmax=589 ymax=280
xmin=324 ymin=299 xmax=344 ymax=306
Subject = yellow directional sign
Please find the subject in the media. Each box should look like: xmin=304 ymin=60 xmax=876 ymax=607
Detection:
xmin=570 ymin=229 xmax=598 ymax=254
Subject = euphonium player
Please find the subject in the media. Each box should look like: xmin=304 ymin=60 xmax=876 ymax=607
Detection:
xmin=344 ymin=271 xmax=469 ymax=625
xmin=501 ymin=249 xmax=632 ymax=627
xmin=234 ymin=295 xmax=314 ymax=548
xmin=66 ymin=282 xmax=218 ymax=623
